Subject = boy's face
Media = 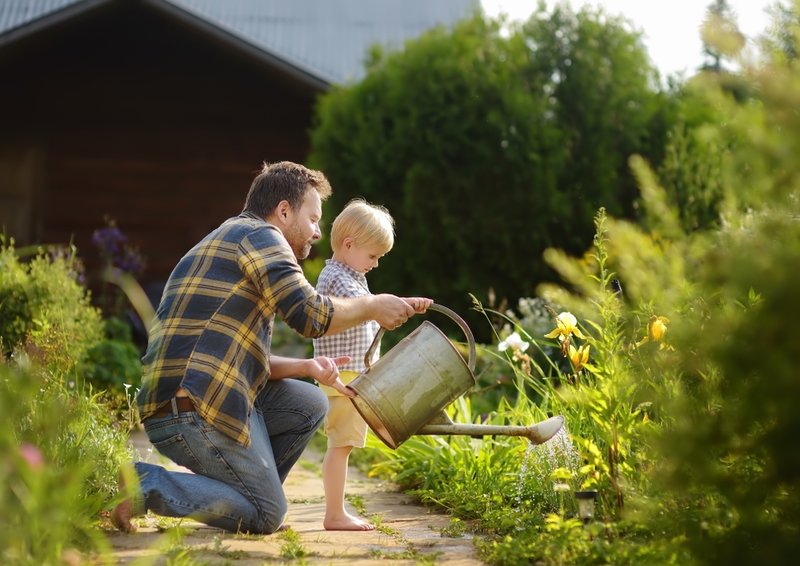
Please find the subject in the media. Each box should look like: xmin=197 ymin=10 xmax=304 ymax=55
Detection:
xmin=340 ymin=239 xmax=387 ymax=274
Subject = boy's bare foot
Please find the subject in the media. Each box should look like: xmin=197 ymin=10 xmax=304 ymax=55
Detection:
xmin=323 ymin=511 xmax=375 ymax=531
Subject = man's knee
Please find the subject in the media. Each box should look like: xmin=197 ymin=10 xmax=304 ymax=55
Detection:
xmin=258 ymin=503 xmax=289 ymax=534
xmin=307 ymin=382 xmax=329 ymax=419
xmin=287 ymin=378 xmax=329 ymax=425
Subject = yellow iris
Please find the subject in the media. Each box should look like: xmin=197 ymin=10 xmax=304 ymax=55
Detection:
xmin=544 ymin=312 xmax=586 ymax=341
xmin=636 ymin=315 xmax=670 ymax=348
xmin=648 ymin=316 xmax=669 ymax=342
xmin=568 ymin=343 xmax=590 ymax=371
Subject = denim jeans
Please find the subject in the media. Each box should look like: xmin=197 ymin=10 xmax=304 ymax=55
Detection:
xmin=135 ymin=379 xmax=327 ymax=534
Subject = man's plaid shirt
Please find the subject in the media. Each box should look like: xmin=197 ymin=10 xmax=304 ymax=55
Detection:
xmin=313 ymin=260 xmax=380 ymax=395
xmin=137 ymin=212 xmax=334 ymax=446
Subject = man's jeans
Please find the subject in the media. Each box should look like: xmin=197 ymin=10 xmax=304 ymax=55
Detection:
xmin=134 ymin=379 xmax=327 ymax=534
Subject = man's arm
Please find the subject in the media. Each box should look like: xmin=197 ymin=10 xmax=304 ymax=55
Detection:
xmin=325 ymin=294 xmax=432 ymax=335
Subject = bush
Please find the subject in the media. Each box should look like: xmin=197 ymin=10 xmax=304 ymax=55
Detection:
xmin=0 ymin=241 xmax=103 ymax=380
xmin=81 ymin=316 xmax=143 ymax=392
xmin=309 ymin=6 xmax=676 ymax=338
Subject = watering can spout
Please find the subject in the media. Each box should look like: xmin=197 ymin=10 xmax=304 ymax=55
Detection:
xmin=417 ymin=414 xmax=565 ymax=445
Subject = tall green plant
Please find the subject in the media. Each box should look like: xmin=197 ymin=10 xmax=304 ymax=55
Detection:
xmin=644 ymin=7 xmax=800 ymax=559
xmin=0 ymin=363 xmax=124 ymax=564
xmin=539 ymin=5 xmax=800 ymax=559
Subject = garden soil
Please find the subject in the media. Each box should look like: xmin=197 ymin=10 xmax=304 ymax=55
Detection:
xmin=106 ymin=431 xmax=485 ymax=565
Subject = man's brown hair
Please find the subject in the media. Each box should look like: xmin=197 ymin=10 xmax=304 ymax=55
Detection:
xmin=243 ymin=161 xmax=332 ymax=217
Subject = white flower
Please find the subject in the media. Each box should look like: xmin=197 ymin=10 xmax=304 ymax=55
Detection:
xmin=498 ymin=332 xmax=530 ymax=353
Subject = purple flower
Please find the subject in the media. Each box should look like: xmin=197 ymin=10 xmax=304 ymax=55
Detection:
xmin=92 ymin=225 xmax=127 ymax=259
xmin=92 ymin=218 xmax=145 ymax=276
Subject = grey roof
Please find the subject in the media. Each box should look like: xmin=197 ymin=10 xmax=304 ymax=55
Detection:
xmin=0 ymin=0 xmax=479 ymax=88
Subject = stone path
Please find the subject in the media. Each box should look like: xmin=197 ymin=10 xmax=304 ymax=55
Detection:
xmin=106 ymin=432 xmax=484 ymax=565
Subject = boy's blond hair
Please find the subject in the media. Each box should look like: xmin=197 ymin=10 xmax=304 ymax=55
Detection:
xmin=330 ymin=198 xmax=394 ymax=254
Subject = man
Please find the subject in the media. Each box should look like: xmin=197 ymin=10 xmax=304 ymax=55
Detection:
xmin=112 ymin=161 xmax=431 ymax=534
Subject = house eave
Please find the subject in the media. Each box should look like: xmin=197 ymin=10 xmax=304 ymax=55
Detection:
xmin=0 ymin=0 xmax=333 ymax=94
xmin=142 ymin=0 xmax=332 ymax=93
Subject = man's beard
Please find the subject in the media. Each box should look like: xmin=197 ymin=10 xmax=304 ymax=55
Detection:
xmin=284 ymin=223 xmax=312 ymax=260
xmin=294 ymin=242 xmax=312 ymax=260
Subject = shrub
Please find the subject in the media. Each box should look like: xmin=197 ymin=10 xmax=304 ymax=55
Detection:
xmin=0 ymin=241 xmax=103 ymax=380
xmin=354 ymin=5 xmax=800 ymax=565
xmin=81 ymin=316 xmax=143 ymax=392
xmin=309 ymin=6 xmax=677 ymax=339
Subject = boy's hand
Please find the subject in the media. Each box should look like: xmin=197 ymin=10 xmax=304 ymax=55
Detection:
xmin=307 ymin=355 xmax=355 ymax=397
xmin=331 ymin=379 xmax=356 ymax=398
xmin=404 ymin=297 xmax=433 ymax=313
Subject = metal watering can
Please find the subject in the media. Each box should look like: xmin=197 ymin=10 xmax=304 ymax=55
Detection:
xmin=348 ymin=304 xmax=565 ymax=449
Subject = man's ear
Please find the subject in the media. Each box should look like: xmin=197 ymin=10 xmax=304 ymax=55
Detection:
xmin=276 ymin=200 xmax=292 ymax=222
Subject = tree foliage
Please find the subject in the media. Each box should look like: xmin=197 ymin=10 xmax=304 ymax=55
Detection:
xmin=309 ymin=7 xmax=676 ymax=336
xmin=763 ymin=0 xmax=800 ymax=61
xmin=700 ymin=0 xmax=745 ymax=73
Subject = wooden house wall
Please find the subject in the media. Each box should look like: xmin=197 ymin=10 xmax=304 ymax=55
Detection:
xmin=0 ymin=2 xmax=318 ymax=293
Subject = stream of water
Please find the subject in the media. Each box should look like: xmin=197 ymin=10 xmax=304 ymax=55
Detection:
xmin=515 ymin=424 xmax=580 ymax=510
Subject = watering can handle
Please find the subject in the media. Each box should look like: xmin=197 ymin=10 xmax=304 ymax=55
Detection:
xmin=363 ymin=303 xmax=477 ymax=372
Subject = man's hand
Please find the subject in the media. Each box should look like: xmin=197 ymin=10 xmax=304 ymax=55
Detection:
xmin=372 ymin=294 xmax=415 ymax=329
xmin=373 ymin=294 xmax=434 ymax=330
xmin=325 ymin=294 xmax=433 ymax=335
xmin=306 ymin=355 xmax=355 ymax=398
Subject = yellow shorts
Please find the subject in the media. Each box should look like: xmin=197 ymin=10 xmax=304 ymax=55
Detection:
xmin=325 ymin=373 xmax=368 ymax=448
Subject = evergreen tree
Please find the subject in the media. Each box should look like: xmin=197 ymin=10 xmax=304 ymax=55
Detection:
xmin=700 ymin=0 xmax=745 ymax=72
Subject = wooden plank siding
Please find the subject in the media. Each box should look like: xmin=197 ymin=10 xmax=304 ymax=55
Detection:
xmin=0 ymin=1 xmax=319 ymax=290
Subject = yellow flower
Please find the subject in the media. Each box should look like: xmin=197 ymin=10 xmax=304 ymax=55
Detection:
xmin=648 ymin=316 xmax=669 ymax=342
xmin=568 ymin=343 xmax=590 ymax=371
xmin=544 ymin=312 xmax=586 ymax=341
xmin=636 ymin=315 xmax=670 ymax=348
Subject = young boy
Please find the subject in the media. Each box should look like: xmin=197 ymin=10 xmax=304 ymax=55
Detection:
xmin=313 ymin=199 xmax=427 ymax=531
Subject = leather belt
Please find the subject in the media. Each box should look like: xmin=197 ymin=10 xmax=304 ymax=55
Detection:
xmin=149 ymin=397 xmax=196 ymax=418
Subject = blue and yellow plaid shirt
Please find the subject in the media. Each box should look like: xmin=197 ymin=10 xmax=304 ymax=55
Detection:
xmin=137 ymin=212 xmax=333 ymax=446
